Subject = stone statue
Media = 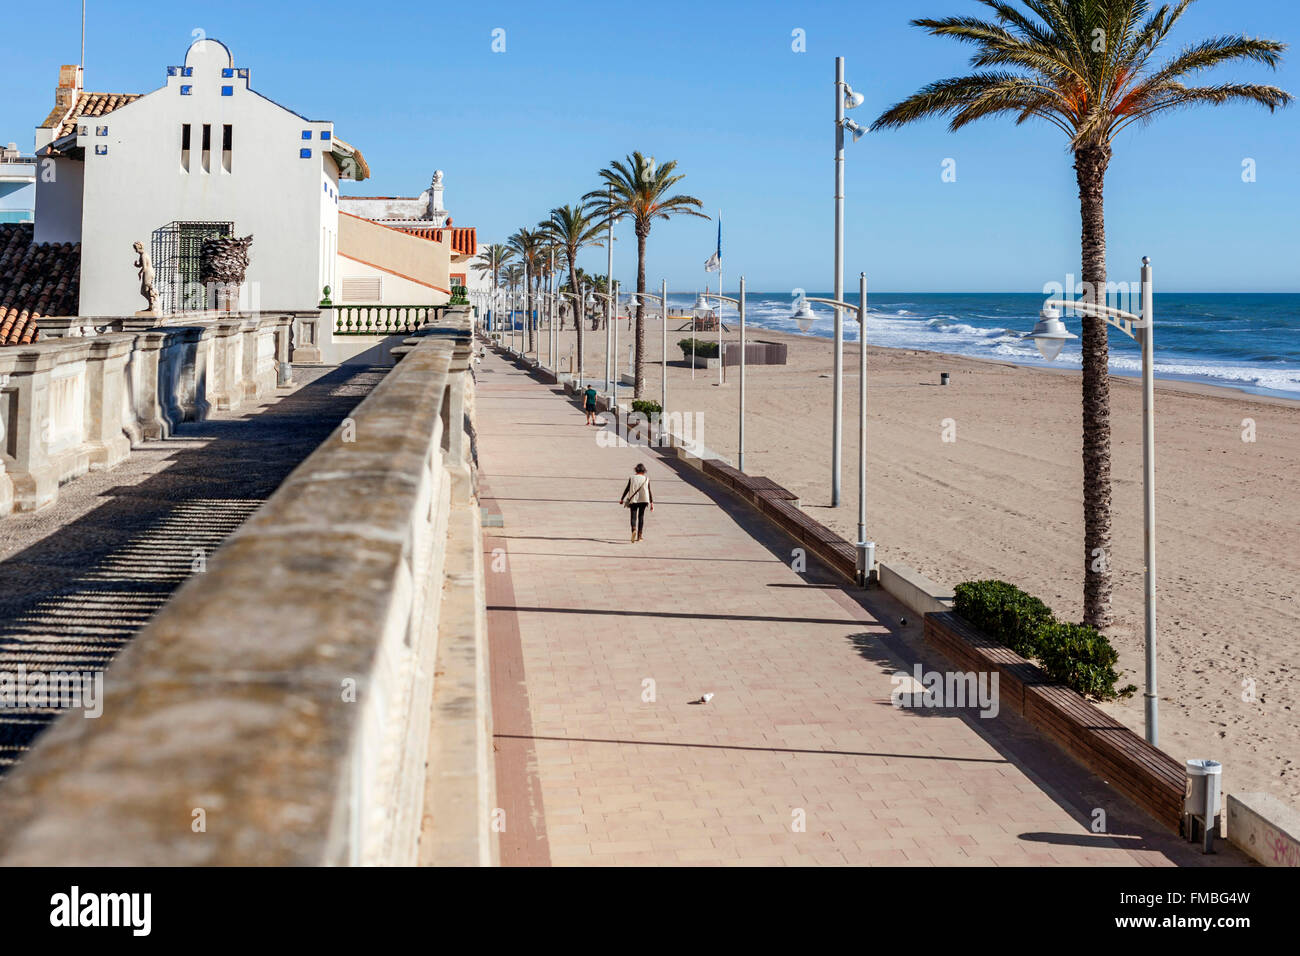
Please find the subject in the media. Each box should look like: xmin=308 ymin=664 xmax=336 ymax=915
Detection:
xmin=432 ymin=169 xmax=444 ymax=188
xmin=133 ymin=241 xmax=160 ymax=315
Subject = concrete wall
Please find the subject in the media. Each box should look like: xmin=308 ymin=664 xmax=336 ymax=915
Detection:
xmin=32 ymin=157 xmax=82 ymax=243
xmin=338 ymin=211 xmax=451 ymax=301
xmin=1228 ymin=792 xmax=1300 ymax=867
xmin=0 ymin=311 xmax=495 ymax=866
xmin=336 ymin=255 xmax=435 ymax=305
xmin=64 ymin=39 xmax=340 ymax=314
xmin=0 ymin=311 xmax=292 ymax=514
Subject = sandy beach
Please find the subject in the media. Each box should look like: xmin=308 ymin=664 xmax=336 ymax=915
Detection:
xmin=514 ymin=311 xmax=1300 ymax=806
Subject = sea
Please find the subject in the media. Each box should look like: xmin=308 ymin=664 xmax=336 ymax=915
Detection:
xmin=660 ymin=292 xmax=1300 ymax=400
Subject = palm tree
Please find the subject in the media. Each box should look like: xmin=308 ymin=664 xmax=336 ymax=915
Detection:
xmin=586 ymin=153 xmax=708 ymax=398
xmin=508 ymin=227 xmax=544 ymax=352
xmin=473 ymin=243 xmax=514 ymax=328
xmin=501 ymin=262 xmax=524 ymax=336
xmin=871 ymin=0 xmax=1290 ymax=630
xmin=545 ymin=203 xmax=606 ymax=385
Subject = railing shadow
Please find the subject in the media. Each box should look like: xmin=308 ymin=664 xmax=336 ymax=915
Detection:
xmin=0 ymin=363 xmax=387 ymax=775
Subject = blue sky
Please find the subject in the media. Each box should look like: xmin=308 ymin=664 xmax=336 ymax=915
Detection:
xmin=5 ymin=0 xmax=1298 ymax=291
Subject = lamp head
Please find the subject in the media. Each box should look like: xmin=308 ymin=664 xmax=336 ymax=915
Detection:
xmin=1026 ymin=306 xmax=1076 ymax=362
xmin=841 ymin=118 xmax=866 ymax=143
xmin=843 ymin=84 xmax=865 ymax=110
xmin=692 ymin=294 xmax=711 ymax=316
xmin=790 ymin=300 xmax=817 ymax=333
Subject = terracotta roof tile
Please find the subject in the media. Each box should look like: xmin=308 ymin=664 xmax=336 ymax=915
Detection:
xmin=392 ymin=225 xmax=477 ymax=255
xmin=40 ymin=91 xmax=142 ymax=139
xmin=0 ymin=224 xmax=81 ymax=346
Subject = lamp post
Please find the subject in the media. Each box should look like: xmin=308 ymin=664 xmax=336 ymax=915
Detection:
xmin=831 ymin=56 xmax=866 ymax=509
xmin=790 ymin=273 xmax=873 ymax=584
xmin=624 ymin=281 xmax=670 ymax=420
xmin=1026 ymin=256 xmax=1159 ymax=747
xmin=560 ymin=285 xmax=597 ymax=384
xmin=690 ymin=292 xmax=712 ymax=381
xmin=702 ymin=277 xmax=747 ymax=470
xmin=587 ymin=285 xmax=619 ymax=406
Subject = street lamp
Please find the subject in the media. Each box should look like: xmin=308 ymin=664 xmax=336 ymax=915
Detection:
xmin=701 ymin=279 xmax=747 ymax=469
xmin=831 ymin=55 xmax=866 ymax=509
xmin=1025 ymin=255 xmax=1159 ymax=747
xmin=789 ymin=273 xmax=873 ymax=584
xmin=624 ymin=281 xmax=670 ymax=419
xmin=586 ymin=284 xmax=619 ymax=404
xmin=689 ymin=293 xmax=714 ymax=380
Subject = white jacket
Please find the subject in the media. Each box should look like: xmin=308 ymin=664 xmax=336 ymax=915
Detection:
xmin=623 ymin=473 xmax=652 ymax=505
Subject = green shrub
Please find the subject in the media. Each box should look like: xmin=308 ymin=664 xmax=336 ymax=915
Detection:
xmin=1036 ymin=622 xmax=1130 ymax=700
xmin=952 ymin=580 xmax=1053 ymax=659
xmin=631 ymin=399 xmax=662 ymax=416
xmin=678 ymin=338 xmax=719 ymax=359
xmin=449 ymin=285 xmax=469 ymax=306
xmin=953 ymin=579 xmax=1132 ymax=700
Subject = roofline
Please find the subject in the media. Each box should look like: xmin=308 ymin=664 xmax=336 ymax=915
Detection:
xmin=337 ymin=251 xmax=451 ymax=294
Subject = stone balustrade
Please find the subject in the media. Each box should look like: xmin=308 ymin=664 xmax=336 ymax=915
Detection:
xmin=0 ymin=309 xmax=494 ymax=866
xmin=0 ymin=312 xmax=294 ymax=514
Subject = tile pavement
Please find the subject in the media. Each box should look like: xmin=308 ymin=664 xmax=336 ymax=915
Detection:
xmin=478 ymin=350 xmax=1243 ymax=867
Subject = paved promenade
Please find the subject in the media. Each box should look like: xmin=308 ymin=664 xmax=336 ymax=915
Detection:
xmin=478 ymin=349 xmax=1238 ymax=867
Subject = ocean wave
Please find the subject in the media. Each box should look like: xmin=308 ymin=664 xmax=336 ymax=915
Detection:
xmin=692 ymin=294 xmax=1300 ymax=399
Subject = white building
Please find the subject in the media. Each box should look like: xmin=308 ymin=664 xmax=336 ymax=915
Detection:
xmin=34 ymin=40 xmax=370 ymax=316
xmin=339 ymin=171 xmax=479 ymax=297
xmin=0 ymin=143 xmax=37 ymax=224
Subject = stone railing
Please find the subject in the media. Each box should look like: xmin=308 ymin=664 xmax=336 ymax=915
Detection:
xmin=332 ymin=304 xmax=439 ymax=336
xmin=0 ymin=312 xmax=293 ymax=514
xmin=0 ymin=308 xmax=495 ymax=866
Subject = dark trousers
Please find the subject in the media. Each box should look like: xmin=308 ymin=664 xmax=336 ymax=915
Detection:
xmin=629 ymin=503 xmax=648 ymax=533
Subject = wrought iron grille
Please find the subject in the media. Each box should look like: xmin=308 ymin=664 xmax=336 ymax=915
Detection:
xmin=152 ymin=221 xmax=233 ymax=313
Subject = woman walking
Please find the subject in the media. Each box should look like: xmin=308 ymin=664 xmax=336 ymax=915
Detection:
xmin=619 ymin=462 xmax=654 ymax=542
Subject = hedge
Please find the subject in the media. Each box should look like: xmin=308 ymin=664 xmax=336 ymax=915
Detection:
xmin=678 ymin=338 xmax=719 ymax=359
xmin=952 ymin=579 xmax=1135 ymax=701
xmin=631 ymin=399 xmax=662 ymax=416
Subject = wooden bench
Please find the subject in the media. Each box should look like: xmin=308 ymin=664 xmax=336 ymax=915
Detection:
xmin=924 ymin=610 xmax=1185 ymax=832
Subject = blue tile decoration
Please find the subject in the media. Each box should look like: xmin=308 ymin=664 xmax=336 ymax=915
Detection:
xmin=94 ymin=145 xmax=108 ymax=155
xmin=182 ymin=67 xmax=193 ymax=77
xmin=300 ymin=148 xmax=312 ymax=159
xmin=222 ymin=86 xmax=233 ymax=96
xmin=167 ymin=66 xmax=179 ymax=76
xmin=181 ymin=85 xmax=193 ymax=95
xmin=321 ymin=131 xmax=332 ymax=141
xmin=96 ymin=126 xmax=108 ymax=136
xmin=222 ymin=68 xmax=234 ymax=78
xmin=237 ymin=69 xmax=249 ymax=79
xmin=301 ymin=130 xmax=312 ymax=140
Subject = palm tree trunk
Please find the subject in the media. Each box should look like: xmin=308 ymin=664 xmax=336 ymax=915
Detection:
xmin=569 ymin=257 xmax=583 ymax=384
xmin=1075 ymin=144 xmax=1114 ymax=632
xmin=634 ymin=228 xmax=648 ymax=398
xmin=526 ymin=274 xmax=535 ymax=353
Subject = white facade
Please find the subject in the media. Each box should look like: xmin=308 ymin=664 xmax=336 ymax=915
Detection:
xmin=0 ymin=144 xmax=37 ymax=223
xmin=35 ymin=39 xmax=367 ymax=316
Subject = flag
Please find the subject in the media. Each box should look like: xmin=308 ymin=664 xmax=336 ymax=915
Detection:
xmin=704 ymin=217 xmax=721 ymax=273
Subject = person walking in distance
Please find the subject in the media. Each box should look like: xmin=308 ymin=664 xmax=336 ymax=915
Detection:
xmin=620 ymin=463 xmax=654 ymax=542
xmin=583 ymin=383 xmax=599 ymax=425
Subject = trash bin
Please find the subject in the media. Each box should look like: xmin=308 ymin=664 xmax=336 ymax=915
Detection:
xmin=1185 ymin=759 xmax=1222 ymax=853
